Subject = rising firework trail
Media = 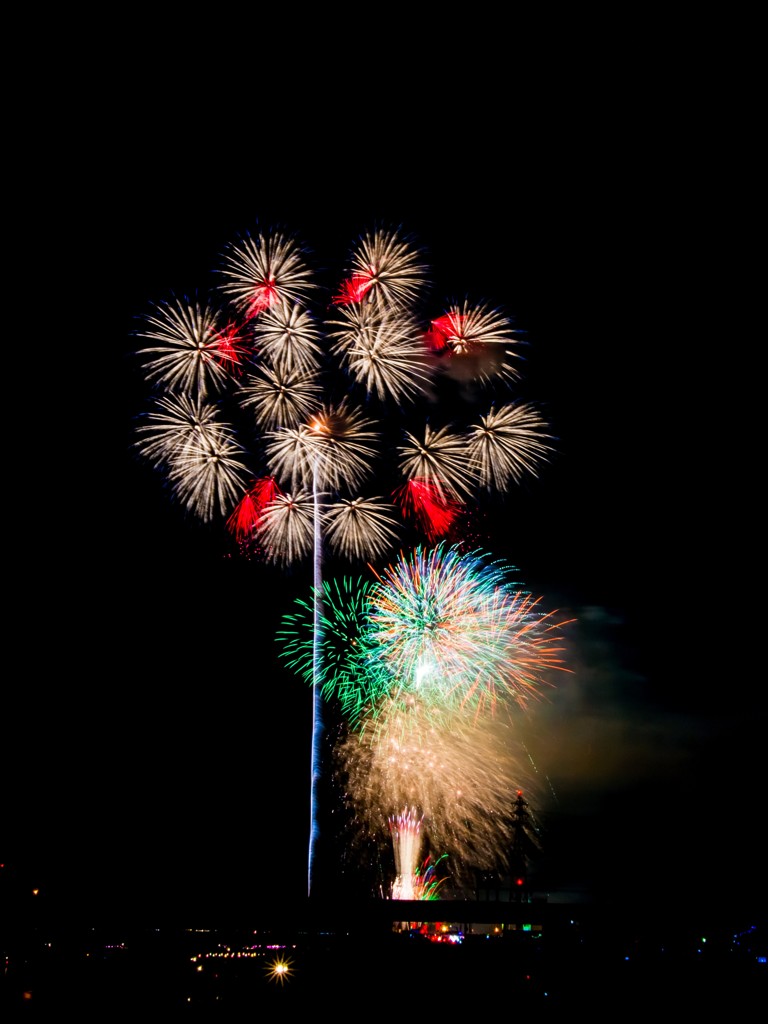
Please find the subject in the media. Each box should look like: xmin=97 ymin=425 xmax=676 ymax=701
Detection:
xmin=132 ymin=222 xmax=556 ymax=897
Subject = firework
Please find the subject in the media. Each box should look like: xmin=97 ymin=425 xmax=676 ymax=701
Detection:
xmin=133 ymin=224 xmax=552 ymax=538
xmin=397 ymin=423 xmax=478 ymax=502
xmin=413 ymin=854 xmax=448 ymax=901
xmin=338 ymin=700 xmax=536 ymax=886
xmin=428 ymin=298 xmax=522 ymax=388
xmin=389 ymin=808 xmax=423 ymax=900
xmin=133 ymin=220 xmax=560 ymax=897
xmin=359 ymin=543 xmax=568 ymax=716
xmin=333 ymin=226 xmax=429 ymax=310
xmin=264 ymin=402 xmax=380 ymax=494
xmin=238 ymin=364 xmax=323 ymax=430
xmin=250 ymin=300 xmax=324 ymax=374
xmin=322 ymin=497 xmax=402 ymax=562
xmin=278 ymin=576 xmax=379 ymax=722
xmin=136 ymin=297 xmax=246 ymax=398
xmin=466 ymin=401 xmax=555 ymax=489
xmin=227 ymin=476 xmax=281 ymax=546
xmin=165 ymin=431 xmax=250 ymax=523
xmin=134 ymin=392 xmax=227 ymax=469
xmin=217 ymin=228 xmax=316 ymax=318
xmin=256 ymin=491 xmax=316 ymax=565
xmin=429 ymin=299 xmax=518 ymax=357
xmin=326 ymin=303 xmax=434 ymax=404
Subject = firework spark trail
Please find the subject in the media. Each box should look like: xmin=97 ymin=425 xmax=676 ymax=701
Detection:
xmin=278 ymin=552 xmax=570 ymax=725
xmin=250 ymin=300 xmax=324 ymax=373
xmin=413 ymin=855 xmax=448 ymax=900
xmin=264 ymin=401 xmax=380 ymax=494
xmin=467 ymin=402 xmax=555 ymax=490
xmin=133 ymin=221 xmax=558 ymax=895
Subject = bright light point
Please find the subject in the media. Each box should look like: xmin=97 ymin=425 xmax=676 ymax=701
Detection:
xmin=265 ymin=955 xmax=294 ymax=985
xmin=414 ymin=659 xmax=434 ymax=686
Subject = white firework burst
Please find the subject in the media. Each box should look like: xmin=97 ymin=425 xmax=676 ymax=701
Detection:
xmin=466 ymin=402 xmax=555 ymax=489
xmin=322 ymin=497 xmax=401 ymax=561
xmin=256 ymin=491 xmax=316 ymax=564
xmin=136 ymin=297 xmax=240 ymax=398
xmin=430 ymin=299 xmax=518 ymax=356
xmin=217 ymin=228 xmax=316 ymax=318
xmin=265 ymin=402 xmax=380 ymax=494
xmin=336 ymin=226 xmax=429 ymax=310
xmin=430 ymin=298 xmax=522 ymax=388
xmin=238 ymin=364 xmax=322 ymax=430
xmin=339 ymin=701 xmax=537 ymax=881
xmin=134 ymin=392 xmax=225 ymax=468
xmin=397 ymin=422 xmax=477 ymax=501
xmin=167 ymin=428 xmax=250 ymax=522
xmin=326 ymin=303 xmax=433 ymax=404
xmin=250 ymin=300 xmax=324 ymax=374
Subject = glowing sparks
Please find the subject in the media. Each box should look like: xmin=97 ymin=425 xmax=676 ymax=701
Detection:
xmin=428 ymin=299 xmax=522 ymax=388
xmin=389 ymin=808 xmax=423 ymax=899
xmin=466 ymin=402 xmax=555 ymax=489
xmin=361 ymin=543 xmax=568 ymax=715
xmin=134 ymin=392 xmax=226 ymax=469
xmin=265 ymin=402 xmax=380 ymax=493
xmin=133 ymin=219 xmax=565 ymax=896
xmin=322 ymin=497 xmax=401 ymax=562
xmin=238 ymin=364 xmax=323 ymax=430
xmin=217 ymin=228 xmax=315 ymax=318
xmin=398 ymin=423 xmax=478 ymax=502
xmin=278 ymin=577 xmax=380 ymax=723
xmin=280 ymin=544 xmax=571 ymax=724
xmin=393 ymin=478 xmax=463 ymax=541
xmin=429 ymin=300 xmax=518 ymax=357
xmin=256 ymin=491 xmax=316 ymax=564
xmin=333 ymin=226 xmax=429 ymax=310
xmin=134 ymin=391 xmax=253 ymax=522
xmin=338 ymin=701 xmax=538 ymax=886
xmin=227 ymin=476 xmax=281 ymax=545
xmin=327 ymin=303 xmax=433 ymax=404
xmin=134 ymin=221 xmax=555 ymax=545
xmin=165 ymin=429 xmax=250 ymax=522
xmin=136 ymin=297 xmax=243 ymax=398
xmin=250 ymin=300 xmax=324 ymax=374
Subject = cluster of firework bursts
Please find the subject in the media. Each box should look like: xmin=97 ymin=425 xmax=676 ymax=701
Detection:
xmin=286 ymin=545 xmax=570 ymax=893
xmin=133 ymin=223 xmax=553 ymax=550
xmin=132 ymin=221 xmax=570 ymax=898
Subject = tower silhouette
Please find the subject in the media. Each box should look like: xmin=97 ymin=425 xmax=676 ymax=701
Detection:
xmin=509 ymin=789 xmax=540 ymax=902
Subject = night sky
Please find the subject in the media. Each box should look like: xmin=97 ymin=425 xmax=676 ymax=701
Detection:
xmin=8 ymin=69 xmax=762 ymax=932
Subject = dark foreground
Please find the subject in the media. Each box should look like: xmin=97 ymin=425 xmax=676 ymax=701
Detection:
xmin=2 ymin=897 xmax=766 ymax=1015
